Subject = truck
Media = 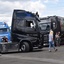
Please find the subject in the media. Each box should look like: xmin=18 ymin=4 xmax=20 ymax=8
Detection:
xmin=39 ymin=16 xmax=64 ymax=46
xmin=0 ymin=22 xmax=11 ymax=42
xmin=0 ymin=10 xmax=43 ymax=53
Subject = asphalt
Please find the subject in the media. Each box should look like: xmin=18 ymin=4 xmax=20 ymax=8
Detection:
xmin=0 ymin=45 xmax=64 ymax=64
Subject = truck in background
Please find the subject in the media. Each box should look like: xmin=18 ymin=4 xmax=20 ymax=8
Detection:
xmin=0 ymin=22 xmax=11 ymax=42
xmin=39 ymin=16 xmax=64 ymax=46
xmin=0 ymin=10 xmax=43 ymax=53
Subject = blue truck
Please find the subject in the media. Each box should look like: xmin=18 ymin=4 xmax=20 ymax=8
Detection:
xmin=0 ymin=22 xmax=11 ymax=42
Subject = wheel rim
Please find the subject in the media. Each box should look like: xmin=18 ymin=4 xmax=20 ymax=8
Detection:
xmin=21 ymin=45 xmax=26 ymax=51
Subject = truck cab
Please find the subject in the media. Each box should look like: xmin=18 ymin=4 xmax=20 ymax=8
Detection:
xmin=0 ymin=22 xmax=11 ymax=43
xmin=11 ymin=10 xmax=43 ymax=52
xmin=39 ymin=16 xmax=59 ymax=46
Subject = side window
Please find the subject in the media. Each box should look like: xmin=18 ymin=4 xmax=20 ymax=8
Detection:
xmin=39 ymin=23 xmax=50 ymax=30
xmin=46 ymin=24 xmax=50 ymax=30
xmin=13 ymin=19 xmax=25 ymax=31
xmin=25 ymin=20 xmax=36 ymax=28
xmin=17 ymin=20 xmax=25 ymax=27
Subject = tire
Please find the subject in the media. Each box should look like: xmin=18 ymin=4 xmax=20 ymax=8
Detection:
xmin=21 ymin=42 xmax=30 ymax=52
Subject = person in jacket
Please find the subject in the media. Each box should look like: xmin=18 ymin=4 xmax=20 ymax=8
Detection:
xmin=49 ymin=29 xmax=57 ymax=52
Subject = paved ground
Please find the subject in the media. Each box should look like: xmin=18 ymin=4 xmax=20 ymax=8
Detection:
xmin=0 ymin=45 xmax=64 ymax=64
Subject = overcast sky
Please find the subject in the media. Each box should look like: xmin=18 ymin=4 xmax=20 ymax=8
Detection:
xmin=0 ymin=0 xmax=64 ymax=26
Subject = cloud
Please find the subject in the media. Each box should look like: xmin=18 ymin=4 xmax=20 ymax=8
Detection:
xmin=55 ymin=0 xmax=59 ymax=2
xmin=0 ymin=0 xmax=45 ymax=14
xmin=0 ymin=0 xmax=46 ymax=26
xmin=44 ymin=0 xmax=48 ymax=3
xmin=42 ymin=7 xmax=64 ymax=17
xmin=0 ymin=17 xmax=12 ymax=26
xmin=22 ymin=0 xmax=46 ymax=16
xmin=0 ymin=0 xmax=30 ymax=2
xmin=0 ymin=0 xmax=60 ymax=26
xmin=44 ymin=0 xmax=59 ymax=3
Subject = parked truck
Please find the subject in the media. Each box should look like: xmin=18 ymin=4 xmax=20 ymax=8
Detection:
xmin=0 ymin=10 xmax=44 ymax=53
xmin=0 ymin=22 xmax=11 ymax=42
xmin=39 ymin=16 xmax=64 ymax=46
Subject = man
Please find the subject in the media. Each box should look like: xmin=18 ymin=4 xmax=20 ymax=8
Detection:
xmin=55 ymin=32 xmax=60 ymax=46
xmin=49 ymin=29 xmax=57 ymax=52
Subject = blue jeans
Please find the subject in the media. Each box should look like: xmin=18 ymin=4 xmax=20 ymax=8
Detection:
xmin=49 ymin=41 xmax=55 ymax=50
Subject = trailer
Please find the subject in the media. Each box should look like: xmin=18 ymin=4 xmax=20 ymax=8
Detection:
xmin=39 ymin=16 xmax=64 ymax=46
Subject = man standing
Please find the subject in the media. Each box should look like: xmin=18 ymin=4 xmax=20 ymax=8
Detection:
xmin=49 ymin=29 xmax=57 ymax=52
xmin=55 ymin=32 xmax=60 ymax=46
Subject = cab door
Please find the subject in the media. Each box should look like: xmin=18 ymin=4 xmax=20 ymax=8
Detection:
xmin=24 ymin=19 xmax=39 ymax=38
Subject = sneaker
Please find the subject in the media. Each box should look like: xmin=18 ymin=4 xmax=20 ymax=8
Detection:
xmin=49 ymin=50 xmax=51 ymax=52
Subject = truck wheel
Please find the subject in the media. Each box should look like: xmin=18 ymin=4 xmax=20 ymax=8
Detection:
xmin=21 ymin=42 xmax=30 ymax=52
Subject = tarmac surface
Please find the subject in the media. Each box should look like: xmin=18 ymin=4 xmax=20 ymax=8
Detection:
xmin=0 ymin=45 xmax=64 ymax=64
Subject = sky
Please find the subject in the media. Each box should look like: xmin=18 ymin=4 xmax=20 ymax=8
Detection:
xmin=0 ymin=0 xmax=64 ymax=26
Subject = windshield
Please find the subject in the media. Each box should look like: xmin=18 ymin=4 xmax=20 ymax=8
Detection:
xmin=39 ymin=23 xmax=51 ymax=30
xmin=0 ymin=28 xmax=10 ymax=33
xmin=40 ymin=19 xmax=50 ymax=23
